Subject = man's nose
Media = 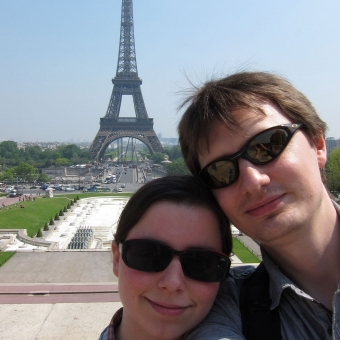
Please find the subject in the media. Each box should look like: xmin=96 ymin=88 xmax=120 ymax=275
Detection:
xmin=237 ymin=158 xmax=270 ymax=195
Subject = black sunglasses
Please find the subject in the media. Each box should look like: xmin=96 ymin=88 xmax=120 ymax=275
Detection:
xmin=199 ymin=123 xmax=303 ymax=189
xmin=119 ymin=239 xmax=231 ymax=282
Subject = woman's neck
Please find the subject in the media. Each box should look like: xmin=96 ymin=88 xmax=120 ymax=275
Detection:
xmin=116 ymin=315 xmax=184 ymax=340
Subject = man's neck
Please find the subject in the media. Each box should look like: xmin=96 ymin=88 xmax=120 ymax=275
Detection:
xmin=263 ymin=199 xmax=340 ymax=309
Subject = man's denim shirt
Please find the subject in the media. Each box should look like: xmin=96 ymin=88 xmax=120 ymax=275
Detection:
xmin=186 ymin=201 xmax=340 ymax=340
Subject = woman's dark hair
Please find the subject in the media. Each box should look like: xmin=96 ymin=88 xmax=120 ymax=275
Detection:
xmin=114 ymin=175 xmax=232 ymax=256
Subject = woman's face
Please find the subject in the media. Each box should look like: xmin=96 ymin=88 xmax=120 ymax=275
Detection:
xmin=112 ymin=201 xmax=223 ymax=340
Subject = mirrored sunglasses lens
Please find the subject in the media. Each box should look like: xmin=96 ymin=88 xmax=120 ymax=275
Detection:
xmin=247 ymin=128 xmax=289 ymax=163
xmin=181 ymin=251 xmax=229 ymax=282
xmin=124 ymin=241 xmax=172 ymax=272
xmin=201 ymin=160 xmax=235 ymax=188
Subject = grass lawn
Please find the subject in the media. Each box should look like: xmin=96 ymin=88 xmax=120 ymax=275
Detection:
xmin=0 ymin=193 xmax=131 ymax=238
xmin=232 ymin=237 xmax=261 ymax=263
xmin=0 ymin=252 xmax=15 ymax=267
xmin=0 ymin=197 xmax=72 ymax=237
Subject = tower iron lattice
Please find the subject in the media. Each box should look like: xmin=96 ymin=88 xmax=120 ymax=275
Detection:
xmin=89 ymin=0 xmax=163 ymax=162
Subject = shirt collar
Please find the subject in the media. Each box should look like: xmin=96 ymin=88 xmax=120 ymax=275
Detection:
xmin=261 ymin=200 xmax=340 ymax=309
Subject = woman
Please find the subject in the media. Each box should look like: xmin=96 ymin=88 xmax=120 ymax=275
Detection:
xmin=99 ymin=175 xmax=232 ymax=340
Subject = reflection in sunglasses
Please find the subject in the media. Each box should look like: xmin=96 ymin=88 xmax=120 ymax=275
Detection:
xmin=199 ymin=124 xmax=303 ymax=189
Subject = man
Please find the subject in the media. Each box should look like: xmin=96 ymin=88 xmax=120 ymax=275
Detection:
xmin=178 ymin=72 xmax=340 ymax=339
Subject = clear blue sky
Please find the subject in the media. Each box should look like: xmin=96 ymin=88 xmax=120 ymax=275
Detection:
xmin=1 ymin=0 xmax=340 ymax=142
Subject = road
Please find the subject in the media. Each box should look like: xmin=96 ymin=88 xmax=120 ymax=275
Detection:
xmin=1 ymin=164 xmax=163 ymax=201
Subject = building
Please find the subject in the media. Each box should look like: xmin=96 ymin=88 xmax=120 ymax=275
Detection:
xmin=326 ymin=137 xmax=340 ymax=157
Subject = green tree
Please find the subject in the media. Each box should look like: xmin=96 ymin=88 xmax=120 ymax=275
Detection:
xmin=37 ymin=172 xmax=51 ymax=183
xmin=56 ymin=158 xmax=69 ymax=166
xmin=326 ymin=147 xmax=340 ymax=192
xmin=51 ymin=151 xmax=61 ymax=160
xmin=79 ymin=149 xmax=90 ymax=160
xmin=150 ymin=152 xmax=165 ymax=164
xmin=24 ymin=145 xmax=42 ymax=161
xmin=163 ymin=145 xmax=182 ymax=161
xmin=0 ymin=168 xmax=14 ymax=182
xmin=166 ymin=158 xmax=191 ymax=175
xmin=13 ymin=162 xmax=38 ymax=182
xmin=58 ymin=144 xmax=80 ymax=159
xmin=43 ymin=159 xmax=53 ymax=168
xmin=0 ymin=141 xmax=19 ymax=158
xmin=139 ymin=149 xmax=151 ymax=160
xmin=0 ymin=141 xmax=22 ymax=165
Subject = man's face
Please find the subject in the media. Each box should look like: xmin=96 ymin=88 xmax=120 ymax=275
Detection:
xmin=198 ymin=104 xmax=327 ymax=247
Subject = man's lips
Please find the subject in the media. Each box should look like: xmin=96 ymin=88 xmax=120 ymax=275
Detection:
xmin=146 ymin=298 xmax=191 ymax=316
xmin=245 ymin=194 xmax=285 ymax=217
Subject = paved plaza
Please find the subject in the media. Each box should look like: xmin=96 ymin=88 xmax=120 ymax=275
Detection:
xmin=0 ymin=252 xmax=117 ymax=284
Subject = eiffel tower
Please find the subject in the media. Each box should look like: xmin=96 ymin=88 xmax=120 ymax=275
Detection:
xmin=89 ymin=0 xmax=163 ymax=162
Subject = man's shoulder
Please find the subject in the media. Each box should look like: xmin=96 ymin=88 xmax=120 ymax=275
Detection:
xmin=218 ymin=265 xmax=256 ymax=296
xmin=230 ymin=265 xmax=256 ymax=280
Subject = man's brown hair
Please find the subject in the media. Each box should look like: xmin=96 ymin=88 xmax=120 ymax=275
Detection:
xmin=178 ymin=71 xmax=327 ymax=176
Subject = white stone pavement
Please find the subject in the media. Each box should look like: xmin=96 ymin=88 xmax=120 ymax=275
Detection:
xmin=1 ymin=196 xmax=129 ymax=252
xmin=0 ymin=302 xmax=122 ymax=340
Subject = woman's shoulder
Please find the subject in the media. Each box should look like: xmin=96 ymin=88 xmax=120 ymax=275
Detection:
xmin=98 ymin=307 xmax=123 ymax=340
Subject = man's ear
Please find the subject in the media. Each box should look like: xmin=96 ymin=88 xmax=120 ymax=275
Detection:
xmin=112 ymin=241 xmax=120 ymax=277
xmin=315 ymin=134 xmax=327 ymax=168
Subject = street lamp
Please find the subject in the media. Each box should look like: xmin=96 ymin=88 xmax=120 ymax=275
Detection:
xmin=78 ymin=168 xmax=81 ymax=190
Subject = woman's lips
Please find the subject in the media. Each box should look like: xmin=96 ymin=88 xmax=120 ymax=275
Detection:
xmin=146 ymin=298 xmax=190 ymax=316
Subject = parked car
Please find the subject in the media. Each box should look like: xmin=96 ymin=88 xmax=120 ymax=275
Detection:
xmin=7 ymin=190 xmax=17 ymax=197
xmin=96 ymin=187 xmax=111 ymax=192
xmin=117 ymin=188 xmax=123 ymax=192
xmin=84 ymin=186 xmax=97 ymax=192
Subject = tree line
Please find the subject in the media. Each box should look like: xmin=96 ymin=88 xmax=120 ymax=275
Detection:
xmin=0 ymin=141 xmax=90 ymax=168
xmin=326 ymin=147 xmax=340 ymax=194
xmin=138 ymin=145 xmax=191 ymax=176
xmin=4 ymin=139 xmax=335 ymax=191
